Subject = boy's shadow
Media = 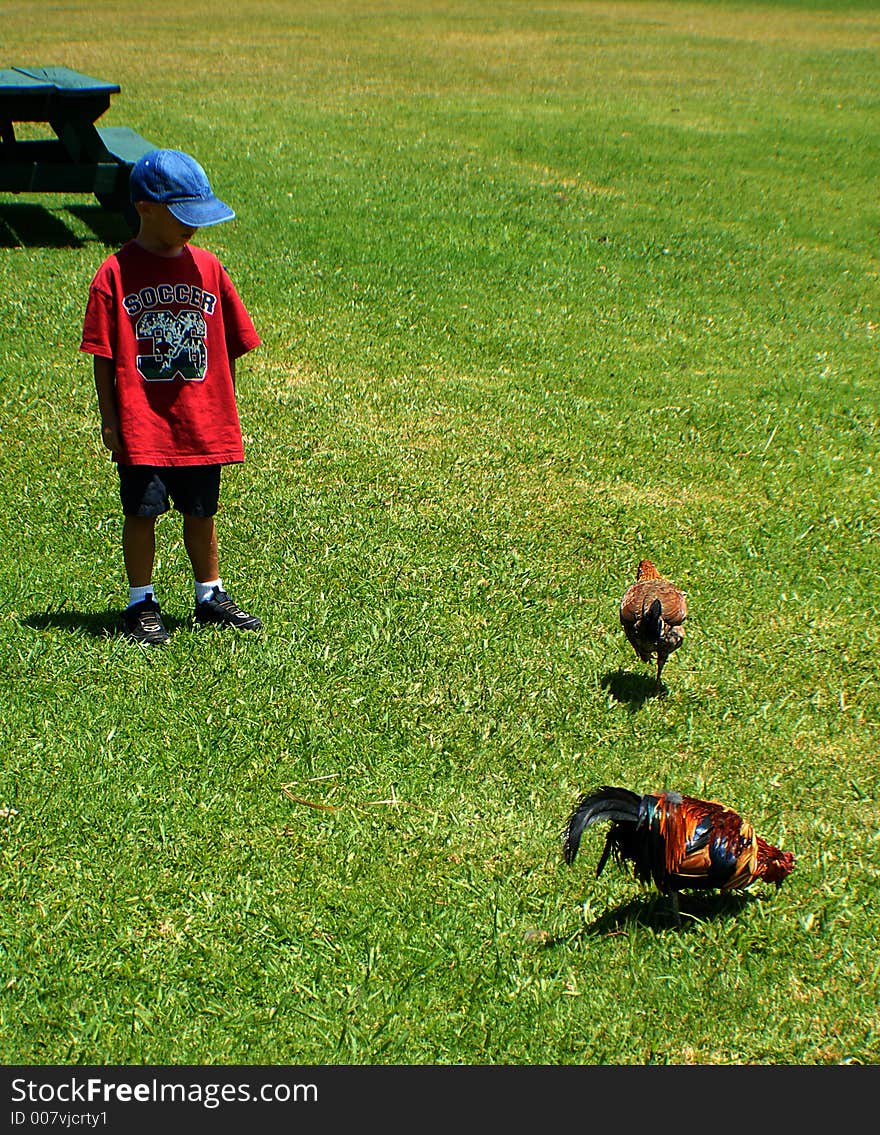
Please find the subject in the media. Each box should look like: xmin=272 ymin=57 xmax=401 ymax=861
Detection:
xmin=601 ymin=668 xmax=660 ymax=708
xmin=23 ymin=608 xmax=188 ymax=638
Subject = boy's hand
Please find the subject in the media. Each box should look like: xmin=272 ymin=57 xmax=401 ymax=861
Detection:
xmin=101 ymin=421 xmax=123 ymax=453
xmin=93 ymin=358 xmax=121 ymax=452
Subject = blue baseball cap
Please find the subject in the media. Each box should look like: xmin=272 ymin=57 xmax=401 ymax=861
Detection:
xmin=129 ymin=149 xmax=235 ymax=228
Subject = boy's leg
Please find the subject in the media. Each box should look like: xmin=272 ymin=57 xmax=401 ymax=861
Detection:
xmin=123 ymin=515 xmax=158 ymax=588
xmin=184 ymin=511 xmax=261 ymax=631
xmin=182 ymin=514 xmax=219 ymax=583
xmin=119 ymin=466 xmax=170 ymax=594
xmin=173 ymin=466 xmax=261 ymax=631
xmin=118 ymin=466 xmax=171 ymax=644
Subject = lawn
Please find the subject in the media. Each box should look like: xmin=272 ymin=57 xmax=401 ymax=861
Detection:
xmin=0 ymin=0 xmax=878 ymax=1065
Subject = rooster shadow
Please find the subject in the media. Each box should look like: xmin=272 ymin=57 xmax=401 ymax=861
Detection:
xmin=539 ymin=891 xmax=758 ymax=945
xmin=591 ymin=891 xmax=756 ymax=934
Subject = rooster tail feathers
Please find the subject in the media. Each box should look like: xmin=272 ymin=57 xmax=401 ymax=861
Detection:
xmin=563 ymin=786 xmax=642 ymax=865
xmin=643 ymin=598 xmax=664 ymax=643
xmin=595 ymin=835 xmax=614 ymax=878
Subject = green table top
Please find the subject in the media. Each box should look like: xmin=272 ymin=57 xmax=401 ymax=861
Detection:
xmin=0 ymin=66 xmax=120 ymax=97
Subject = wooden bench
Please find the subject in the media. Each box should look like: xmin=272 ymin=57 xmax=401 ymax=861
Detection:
xmin=0 ymin=65 xmax=156 ymax=221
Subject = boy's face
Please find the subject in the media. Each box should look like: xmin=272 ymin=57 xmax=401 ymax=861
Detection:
xmin=134 ymin=201 xmax=199 ymax=255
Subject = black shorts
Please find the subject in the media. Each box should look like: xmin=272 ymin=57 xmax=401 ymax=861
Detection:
xmin=118 ymin=464 xmax=222 ymax=518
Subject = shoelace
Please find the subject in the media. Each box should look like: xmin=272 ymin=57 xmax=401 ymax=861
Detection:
xmin=210 ymin=593 xmax=248 ymax=619
xmin=139 ymin=608 xmax=164 ymax=632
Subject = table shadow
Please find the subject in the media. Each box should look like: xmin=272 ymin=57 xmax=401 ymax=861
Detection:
xmin=0 ymin=201 xmax=131 ymax=247
xmin=0 ymin=201 xmax=82 ymax=247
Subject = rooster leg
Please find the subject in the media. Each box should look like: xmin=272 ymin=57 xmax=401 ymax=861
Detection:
xmin=654 ymin=655 xmax=666 ymax=694
xmin=669 ymin=890 xmax=681 ymax=928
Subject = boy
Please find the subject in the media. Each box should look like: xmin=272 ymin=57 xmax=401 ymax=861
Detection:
xmin=81 ymin=148 xmax=262 ymax=644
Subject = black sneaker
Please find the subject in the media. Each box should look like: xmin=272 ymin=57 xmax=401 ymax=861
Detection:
xmin=194 ymin=586 xmax=262 ymax=631
xmin=123 ymin=596 xmax=170 ymax=645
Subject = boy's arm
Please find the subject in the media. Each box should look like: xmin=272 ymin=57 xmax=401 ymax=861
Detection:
xmin=93 ymin=355 xmax=123 ymax=453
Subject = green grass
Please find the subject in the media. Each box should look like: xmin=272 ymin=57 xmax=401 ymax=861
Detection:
xmin=1 ymin=0 xmax=878 ymax=1065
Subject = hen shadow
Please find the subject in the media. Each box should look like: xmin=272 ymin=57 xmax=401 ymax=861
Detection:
xmin=601 ymin=668 xmax=661 ymax=708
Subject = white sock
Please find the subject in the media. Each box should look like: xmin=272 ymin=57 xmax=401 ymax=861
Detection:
xmin=195 ymin=578 xmax=222 ymax=604
xmin=128 ymin=585 xmax=155 ymax=608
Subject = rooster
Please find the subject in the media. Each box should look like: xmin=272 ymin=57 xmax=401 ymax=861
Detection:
xmin=619 ymin=559 xmax=687 ymax=692
xmin=563 ymin=785 xmax=795 ymax=923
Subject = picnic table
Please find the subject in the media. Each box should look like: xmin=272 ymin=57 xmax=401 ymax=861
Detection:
xmin=0 ymin=65 xmax=155 ymax=220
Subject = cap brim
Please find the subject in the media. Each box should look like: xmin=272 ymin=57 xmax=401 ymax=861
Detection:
xmin=167 ymin=197 xmax=235 ymax=228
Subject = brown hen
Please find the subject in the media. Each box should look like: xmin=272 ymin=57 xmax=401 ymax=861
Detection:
xmin=619 ymin=559 xmax=687 ymax=692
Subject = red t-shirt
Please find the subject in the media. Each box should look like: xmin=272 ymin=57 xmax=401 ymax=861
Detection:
xmin=80 ymin=240 xmax=261 ymax=466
